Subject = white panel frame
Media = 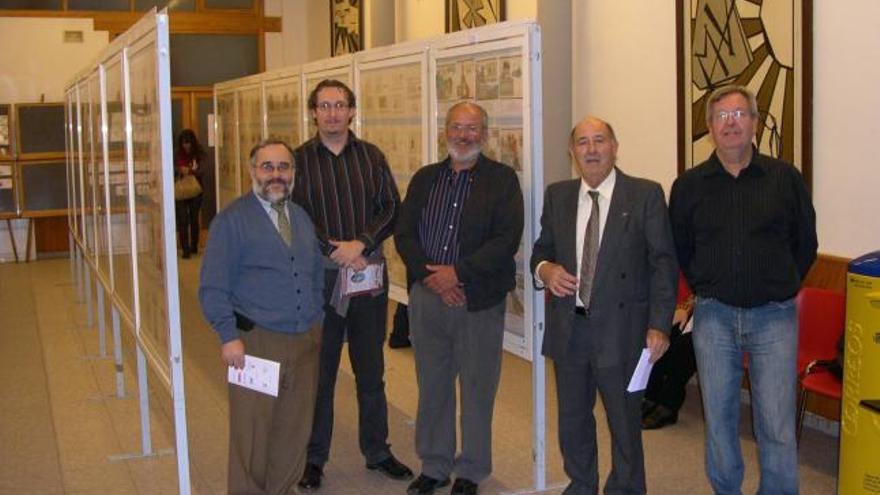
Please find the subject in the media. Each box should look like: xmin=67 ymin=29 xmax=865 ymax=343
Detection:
xmin=63 ymin=9 xmax=191 ymax=494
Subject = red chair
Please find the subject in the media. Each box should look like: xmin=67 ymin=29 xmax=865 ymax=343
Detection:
xmin=794 ymin=287 xmax=846 ymax=442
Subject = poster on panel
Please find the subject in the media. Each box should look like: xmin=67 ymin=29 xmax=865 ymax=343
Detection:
xmin=236 ymin=85 xmax=262 ymax=196
xmin=128 ymin=37 xmax=171 ymax=376
xmin=358 ymin=58 xmax=424 ymax=300
xmin=106 ymin=55 xmax=137 ymax=324
xmin=265 ymin=76 xmax=302 ymax=147
xmin=435 ymin=46 xmax=527 ymax=348
xmin=83 ymin=75 xmax=99 ymax=264
xmin=95 ymin=68 xmax=113 ymax=286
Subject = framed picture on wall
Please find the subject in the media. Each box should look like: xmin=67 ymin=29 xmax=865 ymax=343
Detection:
xmin=446 ymin=0 xmax=505 ymax=33
xmin=331 ymin=0 xmax=363 ymax=56
xmin=676 ymin=0 xmax=813 ymax=188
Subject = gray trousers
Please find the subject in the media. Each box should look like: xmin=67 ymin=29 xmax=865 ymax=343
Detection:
xmin=409 ymin=282 xmax=506 ymax=482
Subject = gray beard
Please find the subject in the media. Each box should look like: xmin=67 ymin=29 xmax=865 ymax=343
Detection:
xmin=253 ymin=181 xmax=289 ymax=203
xmin=448 ymin=145 xmax=481 ymax=163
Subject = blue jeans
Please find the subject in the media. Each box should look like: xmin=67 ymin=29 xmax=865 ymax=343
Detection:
xmin=692 ymin=297 xmax=799 ymax=495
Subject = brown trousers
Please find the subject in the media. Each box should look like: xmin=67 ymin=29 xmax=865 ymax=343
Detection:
xmin=228 ymin=324 xmax=321 ymax=495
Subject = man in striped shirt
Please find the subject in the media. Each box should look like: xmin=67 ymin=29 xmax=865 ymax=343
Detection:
xmin=396 ymin=101 xmax=524 ymax=495
xmin=291 ymin=79 xmax=411 ymax=491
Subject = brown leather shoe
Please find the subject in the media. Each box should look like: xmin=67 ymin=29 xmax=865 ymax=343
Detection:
xmin=641 ymin=404 xmax=678 ymax=430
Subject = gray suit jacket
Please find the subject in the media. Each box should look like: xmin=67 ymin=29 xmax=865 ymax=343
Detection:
xmin=530 ymin=169 xmax=678 ymax=371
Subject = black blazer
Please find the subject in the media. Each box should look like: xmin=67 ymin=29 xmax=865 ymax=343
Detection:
xmin=530 ymin=170 xmax=678 ymax=370
xmin=395 ymin=154 xmax=524 ymax=311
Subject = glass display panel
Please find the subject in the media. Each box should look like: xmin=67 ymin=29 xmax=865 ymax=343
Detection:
xmin=215 ymin=92 xmax=237 ymax=210
xmin=170 ymin=34 xmax=258 ymax=87
xmin=204 ymin=0 xmax=252 ymax=8
xmin=106 ymin=56 xmax=135 ymax=319
xmin=129 ymin=39 xmax=171 ymax=368
xmin=359 ymin=61 xmax=423 ymax=290
xmin=92 ymin=71 xmax=111 ymax=284
xmin=236 ymin=86 xmax=261 ymax=195
xmin=68 ymin=0 xmax=129 ymax=10
xmin=265 ymin=77 xmax=301 ymax=147
xmin=80 ymin=80 xmax=96 ymax=258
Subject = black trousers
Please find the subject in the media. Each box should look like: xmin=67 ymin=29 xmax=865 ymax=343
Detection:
xmin=644 ymin=323 xmax=696 ymax=412
xmin=307 ymin=268 xmax=392 ymax=466
xmin=175 ymin=194 xmax=202 ymax=253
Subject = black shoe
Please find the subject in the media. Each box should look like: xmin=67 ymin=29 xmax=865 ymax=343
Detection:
xmin=366 ymin=454 xmax=413 ymax=480
xmin=641 ymin=404 xmax=678 ymax=430
xmin=388 ymin=334 xmax=412 ymax=349
xmin=182 ymin=251 xmax=191 ymax=259
xmin=641 ymin=398 xmax=658 ymax=419
xmin=451 ymin=478 xmax=479 ymax=495
xmin=407 ymin=474 xmax=450 ymax=495
xmin=298 ymin=463 xmax=323 ymax=491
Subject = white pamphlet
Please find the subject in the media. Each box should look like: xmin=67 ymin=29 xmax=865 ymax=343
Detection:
xmin=227 ymin=354 xmax=281 ymax=397
xmin=626 ymin=348 xmax=654 ymax=392
xmin=340 ymin=261 xmax=384 ymax=297
xmin=681 ymin=315 xmax=694 ymax=335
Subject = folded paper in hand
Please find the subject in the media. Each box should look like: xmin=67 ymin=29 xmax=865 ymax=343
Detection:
xmin=228 ymin=354 xmax=280 ymax=397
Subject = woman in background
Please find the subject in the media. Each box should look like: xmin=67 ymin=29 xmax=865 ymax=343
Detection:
xmin=174 ymin=129 xmax=204 ymax=258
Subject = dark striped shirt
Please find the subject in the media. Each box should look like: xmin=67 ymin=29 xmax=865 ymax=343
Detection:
xmin=669 ymin=149 xmax=817 ymax=308
xmin=291 ymin=133 xmax=400 ymax=256
xmin=418 ymin=165 xmax=473 ymax=264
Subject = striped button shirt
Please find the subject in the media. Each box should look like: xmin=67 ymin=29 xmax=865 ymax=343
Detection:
xmin=418 ymin=165 xmax=474 ymax=264
xmin=291 ymin=133 xmax=400 ymax=256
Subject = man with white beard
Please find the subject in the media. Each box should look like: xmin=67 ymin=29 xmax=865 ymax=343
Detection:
xmin=199 ymin=140 xmax=325 ymax=495
xmin=395 ymin=102 xmax=524 ymax=495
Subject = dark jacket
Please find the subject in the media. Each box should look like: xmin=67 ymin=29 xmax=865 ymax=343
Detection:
xmin=395 ymin=154 xmax=524 ymax=311
xmin=530 ymin=170 xmax=678 ymax=369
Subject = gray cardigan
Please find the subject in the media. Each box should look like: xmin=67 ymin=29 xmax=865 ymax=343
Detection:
xmin=199 ymin=192 xmax=325 ymax=343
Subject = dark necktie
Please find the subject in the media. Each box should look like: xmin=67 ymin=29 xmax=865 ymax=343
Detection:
xmin=271 ymin=202 xmax=292 ymax=246
xmin=578 ymin=190 xmax=600 ymax=308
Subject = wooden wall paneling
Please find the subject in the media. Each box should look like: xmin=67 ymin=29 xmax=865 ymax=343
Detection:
xmin=33 ymin=216 xmax=68 ymax=253
xmin=0 ymin=10 xmax=280 ymax=36
xmin=802 ymin=253 xmax=850 ymax=293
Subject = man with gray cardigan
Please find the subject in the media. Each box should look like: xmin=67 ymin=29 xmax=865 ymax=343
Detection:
xmin=199 ymin=140 xmax=325 ymax=495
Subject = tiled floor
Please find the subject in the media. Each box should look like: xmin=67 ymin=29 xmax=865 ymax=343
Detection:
xmin=1 ymin=257 xmax=839 ymax=494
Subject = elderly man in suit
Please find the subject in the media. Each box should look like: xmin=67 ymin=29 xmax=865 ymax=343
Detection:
xmin=531 ymin=116 xmax=678 ymax=494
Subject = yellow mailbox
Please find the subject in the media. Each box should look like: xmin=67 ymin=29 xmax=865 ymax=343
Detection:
xmin=839 ymin=251 xmax=880 ymax=494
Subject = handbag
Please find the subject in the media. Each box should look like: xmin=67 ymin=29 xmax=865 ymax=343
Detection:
xmin=174 ymin=174 xmax=202 ymax=200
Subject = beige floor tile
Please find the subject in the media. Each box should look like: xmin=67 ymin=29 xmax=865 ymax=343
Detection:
xmin=0 ymin=258 xmax=841 ymax=494
xmin=62 ymin=463 xmax=138 ymax=495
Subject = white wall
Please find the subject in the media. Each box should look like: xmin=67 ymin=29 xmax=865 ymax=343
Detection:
xmin=813 ymin=1 xmax=880 ymax=257
xmin=267 ymin=0 xmax=326 ymax=69
xmin=0 ymin=17 xmax=108 ymax=103
xmin=571 ymin=1 xmax=879 ymax=259
xmin=365 ymin=0 xmax=396 ymax=50
xmin=571 ymin=2 xmax=678 ymax=192
xmin=395 ymin=0 xmax=536 ymax=42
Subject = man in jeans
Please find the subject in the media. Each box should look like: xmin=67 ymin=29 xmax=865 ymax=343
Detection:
xmin=669 ymin=85 xmax=817 ymax=494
